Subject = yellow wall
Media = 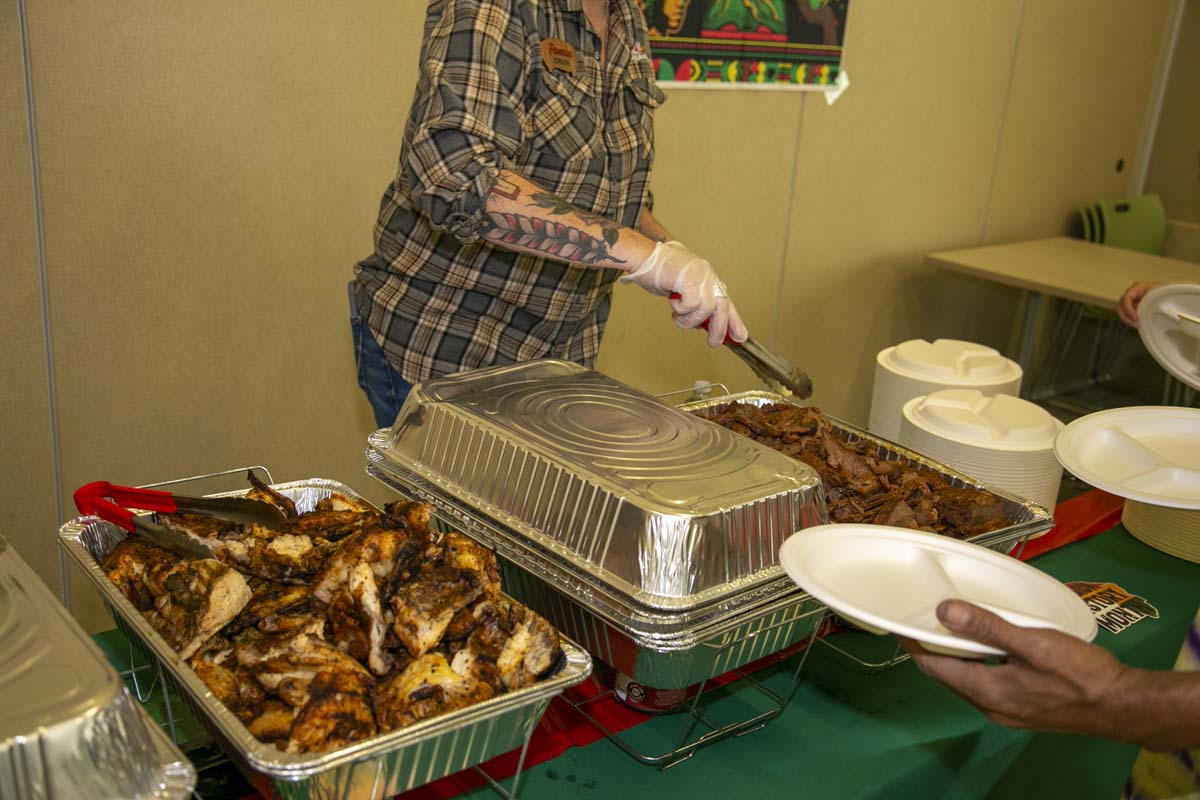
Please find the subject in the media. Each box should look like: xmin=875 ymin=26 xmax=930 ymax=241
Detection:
xmin=0 ymin=0 xmax=1181 ymax=629
xmin=1 ymin=1 xmax=59 ymax=604
xmin=1145 ymin=0 xmax=1200 ymax=221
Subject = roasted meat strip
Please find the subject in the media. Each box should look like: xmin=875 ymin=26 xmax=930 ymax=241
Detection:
xmin=374 ymin=653 xmax=493 ymax=733
xmin=246 ymin=471 xmax=298 ymax=518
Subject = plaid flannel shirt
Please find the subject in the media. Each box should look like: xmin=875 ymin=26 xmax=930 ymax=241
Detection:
xmin=353 ymin=0 xmax=665 ymax=384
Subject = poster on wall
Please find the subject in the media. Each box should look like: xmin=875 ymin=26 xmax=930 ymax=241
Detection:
xmin=643 ymin=0 xmax=849 ymax=90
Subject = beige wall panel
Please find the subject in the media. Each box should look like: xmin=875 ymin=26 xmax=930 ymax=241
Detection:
xmin=984 ymin=0 xmax=1174 ymax=242
xmin=598 ymin=89 xmax=803 ymax=397
xmin=776 ymin=1 xmax=1025 ymax=426
xmin=0 ymin=2 xmax=60 ymax=597
xmin=26 ymin=2 xmax=423 ymax=628
xmin=1145 ymin=0 xmax=1200 ymax=222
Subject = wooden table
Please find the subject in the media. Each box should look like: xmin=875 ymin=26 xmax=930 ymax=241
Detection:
xmin=927 ymin=236 xmax=1200 ymax=375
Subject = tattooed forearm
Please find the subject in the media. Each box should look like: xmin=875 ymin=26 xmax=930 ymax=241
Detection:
xmin=528 ymin=192 xmax=622 ymax=247
xmin=480 ymin=211 xmax=622 ymax=264
xmin=481 ymin=175 xmax=626 ymax=264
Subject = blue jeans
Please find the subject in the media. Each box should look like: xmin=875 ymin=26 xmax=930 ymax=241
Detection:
xmin=349 ymin=282 xmax=413 ymax=428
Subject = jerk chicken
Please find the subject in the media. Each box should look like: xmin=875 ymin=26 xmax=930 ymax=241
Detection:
xmin=102 ymin=473 xmax=563 ymax=753
xmin=707 ymin=403 xmax=1009 ymax=539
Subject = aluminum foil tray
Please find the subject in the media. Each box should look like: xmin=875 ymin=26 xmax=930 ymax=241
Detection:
xmin=368 ymin=460 xmax=827 ymax=689
xmin=372 ymin=360 xmax=825 ymax=612
xmin=59 ymin=478 xmax=591 ymax=800
xmin=0 ymin=534 xmax=195 ymax=800
xmin=681 ymin=391 xmax=1055 ymax=550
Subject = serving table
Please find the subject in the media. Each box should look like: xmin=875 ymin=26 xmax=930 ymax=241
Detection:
xmin=93 ymin=489 xmax=1200 ymax=799
xmin=927 ymin=236 xmax=1199 ymax=380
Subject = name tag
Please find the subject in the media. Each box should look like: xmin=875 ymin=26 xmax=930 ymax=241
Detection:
xmin=540 ymin=38 xmax=577 ymax=74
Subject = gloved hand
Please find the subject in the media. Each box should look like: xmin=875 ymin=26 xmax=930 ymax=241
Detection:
xmin=620 ymin=241 xmax=749 ymax=347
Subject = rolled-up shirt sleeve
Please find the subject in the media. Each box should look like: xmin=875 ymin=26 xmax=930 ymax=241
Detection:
xmin=402 ymin=0 xmax=528 ymax=243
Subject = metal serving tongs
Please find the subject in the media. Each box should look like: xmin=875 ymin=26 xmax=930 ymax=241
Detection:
xmin=73 ymin=481 xmax=288 ymax=559
xmin=671 ymin=292 xmax=814 ymax=398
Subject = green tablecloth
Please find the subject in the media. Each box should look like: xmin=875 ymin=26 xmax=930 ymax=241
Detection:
xmin=468 ymin=525 xmax=1200 ymax=800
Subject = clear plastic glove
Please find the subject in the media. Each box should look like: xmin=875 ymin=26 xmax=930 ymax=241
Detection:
xmin=619 ymin=241 xmax=749 ymax=347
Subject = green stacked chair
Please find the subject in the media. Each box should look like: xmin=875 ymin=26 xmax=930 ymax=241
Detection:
xmin=1033 ymin=194 xmax=1170 ymax=406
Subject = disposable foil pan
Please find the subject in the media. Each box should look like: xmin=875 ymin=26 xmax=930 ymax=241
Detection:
xmin=368 ymin=459 xmax=827 ymax=690
xmin=681 ymin=391 xmax=1055 ymax=550
xmin=373 ymin=360 xmax=825 ymax=612
xmin=58 ymin=478 xmax=591 ymax=800
xmin=0 ymin=534 xmax=195 ymax=800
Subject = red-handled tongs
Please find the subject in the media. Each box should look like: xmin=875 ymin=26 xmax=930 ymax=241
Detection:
xmin=74 ymin=481 xmax=288 ymax=559
xmin=671 ymin=293 xmax=814 ymax=398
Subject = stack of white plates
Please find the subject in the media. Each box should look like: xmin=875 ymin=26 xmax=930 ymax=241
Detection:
xmin=900 ymin=389 xmax=1064 ymax=513
xmin=1123 ymin=501 xmax=1200 ymax=564
xmin=869 ymin=339 xmax=1023 ymax=442
xmin=1055 ymin=406 xmax=1200 ymax=564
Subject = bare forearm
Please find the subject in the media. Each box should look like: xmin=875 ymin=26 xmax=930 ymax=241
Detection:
xmin=1109 ymin=667 xmax=1200 ymax=751
xmin=480 ymin=170 xmax=654 ymax=270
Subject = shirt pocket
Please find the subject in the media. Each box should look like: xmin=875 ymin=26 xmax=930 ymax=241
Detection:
xmin=621 ymin=61 xmax=666 ymax=161
xmin=526 ymin=66 xmax=602 ymax=163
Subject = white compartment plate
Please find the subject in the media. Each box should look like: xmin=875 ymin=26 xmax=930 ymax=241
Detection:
xmin=1054 ymin=407 xmax=1200 ymax=509
xmin=779 ymin=525 xmax=1097 ymax=658
xmin=1139 ymin=284 xmax=1200 ymax=392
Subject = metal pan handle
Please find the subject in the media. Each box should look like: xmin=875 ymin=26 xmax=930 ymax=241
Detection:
xmin=653 ymin=382 xmax=730 ymax=402
xmin=137 ymin=465 xmax=274 ymax=493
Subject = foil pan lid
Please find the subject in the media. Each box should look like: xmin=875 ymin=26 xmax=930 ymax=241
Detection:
xmin=377 ymin=361 xmax=825 ymax=608
xmin=0 ymin=535 xmax=195 ymax=799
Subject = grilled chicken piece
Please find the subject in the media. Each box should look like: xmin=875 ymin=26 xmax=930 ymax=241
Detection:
xmin=311 ymin=522 xmax=423 ymax=604
xmin=238 ymin=630 xmax=371 ymax=700
xmin=328 ymin=562 xmax=392 ymax=675
xmin=157 ymin=512 xmax=240 ymax=542
xmin=226 ymin=578 xmax=310 ymax=633
xmin=236 ymin=530 xmax=336 ymax=584
xmin=144 ymin=558 xmax=252 ymax=660
xmin=246 ymin=471 xmax=298 ymax=518
xmin=246 ymin=700 xmax=296 ymax=743
xmin=385 ymin=500 xmax=433 ymax=534
xmin=438 ymin=533 xmax=501 ymax=601
xmin=190 ymin=647 xmax=266 ymax=716
xmin=102 ymin=538 xmax=179 ymax=611
xmin=285 ymin=510 xmax=384 ymax=544
xmin=286 ymin=669 xmax=377 ymax=753
xmin=160 ymin=517 xmax=337 ymax=585
xmin=234 ymin=620 xmax=327 ymax=668
xmin=391 ymin=564 xmax=486 ymax=659
xmin=314 ymin=493 xmax=373 ymax=513
xmin=257 ymin=610 xmax=322 ymax=635
xmin=374 ymin=653 xmax=493 ymax=733
xmin=450 ymin=599 xmax=561 ymax=692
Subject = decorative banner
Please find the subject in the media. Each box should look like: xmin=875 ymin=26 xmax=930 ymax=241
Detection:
xmin=1067 ymin=581 xmax=1160 ymax=635
xmin=642 ymin=0 xmax=850 ymax=90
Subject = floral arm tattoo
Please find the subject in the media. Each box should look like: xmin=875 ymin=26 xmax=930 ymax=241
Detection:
xmin=480 ymin=176 xmax=625 ymax=265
